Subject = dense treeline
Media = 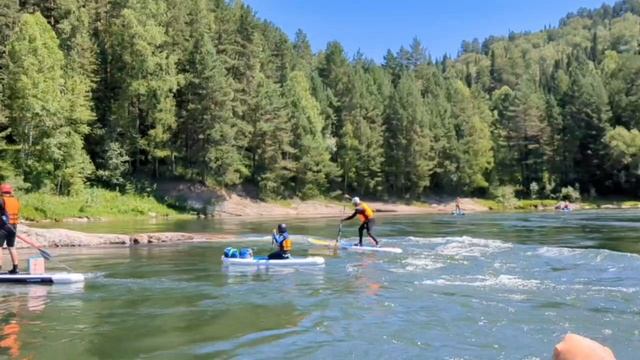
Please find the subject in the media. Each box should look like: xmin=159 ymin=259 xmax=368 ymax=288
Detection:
xmin=1 ymin=0 xmax=640 ymax=200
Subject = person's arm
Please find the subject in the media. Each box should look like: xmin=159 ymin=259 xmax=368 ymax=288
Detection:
xmin=0 ymin=199 xmax=7 ymax=225
xmin=272 ymin=233 xmax=284 ymax=245
xmin=341 ymin=210 xmax=357 ymax=222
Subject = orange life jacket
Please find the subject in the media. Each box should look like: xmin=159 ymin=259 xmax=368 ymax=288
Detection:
xmin=281 ymin=239 xmax=292 ymax=252
xmin=358 ymin=202 xmax=374 ymax=223
xmin=1 ymin=195 xmax=19 ymax=225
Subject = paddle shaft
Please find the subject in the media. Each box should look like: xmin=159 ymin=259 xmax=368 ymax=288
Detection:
xmin=16 ymin=234 xmax=74 ymax=272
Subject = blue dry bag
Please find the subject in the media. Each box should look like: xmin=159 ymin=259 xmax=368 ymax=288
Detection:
xmin=224 ymin=247 xmax=239 ymax=258
xmin=239 ymin=248 xmax=253 ymax=259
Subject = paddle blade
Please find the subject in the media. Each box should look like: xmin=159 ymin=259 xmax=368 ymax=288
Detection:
xmin=38 ymin=248 xmax=52 ymax=261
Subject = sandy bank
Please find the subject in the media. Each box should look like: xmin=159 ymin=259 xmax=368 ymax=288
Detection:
xmin=212 ymin=194 xmax=487 ymax=218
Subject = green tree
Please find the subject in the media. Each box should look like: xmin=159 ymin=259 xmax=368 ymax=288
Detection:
xmin=247 ymin=74 xmax=291 ymax=199
xmin=384 ymin=72 xmax=434 ymax=197
xmin=442 ymin=80 xmax=493 ymax=192
xmin=5 ymin=13 xmax=93 ymax=194
xmin=340 ymin=65 xmax=386 ymax=196
xmin=317 ymin=41 xmax=351 ymax=137
xmin=112 ymin=0 xmax=180 ymax=177
xmin=605 ymin=126 xmax=640 ymax=194
xmin=504 ymin=79 xmax=548 ymax=192
xmin=285 ymin=71 xmax=337 ymax=199
xmin=561 ymin=55 xmax=611 ymax=191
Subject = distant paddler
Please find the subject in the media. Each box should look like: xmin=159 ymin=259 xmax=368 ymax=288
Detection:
xmin=0 ymin=184 xmax=20 ymax=274
xmin=454 ymin=197 xmax=463 ymax=215
xmin=341 ymin=197 xmax=379 ymax=247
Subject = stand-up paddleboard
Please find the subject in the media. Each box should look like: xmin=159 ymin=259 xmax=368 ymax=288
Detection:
xmin=0 ymin=273 xmax=85 ymax=284
xmin=307 ymin=239 xmax=403 ymax=254
xmin=221 ymin=256 xmax=325 ymax=266
xmin=451 ymin=210 xmax=465 ymax=216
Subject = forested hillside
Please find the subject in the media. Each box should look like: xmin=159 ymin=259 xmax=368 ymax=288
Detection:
xmin=1 ymin=0 xmax=640 ymax=201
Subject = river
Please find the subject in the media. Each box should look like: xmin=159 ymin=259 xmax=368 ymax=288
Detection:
xmin=1 ymin=210 xmax=639 ymax=359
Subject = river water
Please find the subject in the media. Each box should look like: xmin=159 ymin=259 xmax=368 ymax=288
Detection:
xmin=2 ymin=210 xmax=639 ymax=359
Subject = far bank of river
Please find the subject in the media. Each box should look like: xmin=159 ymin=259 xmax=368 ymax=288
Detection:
xmin=17 ymin=206 xmax=640 ymax=254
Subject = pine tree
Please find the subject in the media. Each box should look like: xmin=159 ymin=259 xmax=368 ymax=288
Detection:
xmin=385 ymin=72 xmax=434 ymax=197
xmin=247 ymin=75 xmax=291 ymax=199
xmin=178 ymin=8 xmax=243 ymax=186
xmin=317 ymin=41 xmax=351 ymax=138
xmin=111 ymin=0 xmax=180 ymax=177
xmin=504 ymin=79 xmax=548 ymax=191
xmin=562 ymin=55 xmax=612 ymax=191
xmin=292 ymin=29 xmax=313 ymax=74
xmin=285 ymin=71 xmax=337 ymax=199
xmin=5 ymin=13 xmax=93 ymax=194
xmin=441 ymin=80 xmax=493 ymax=192
xmin=340 ymin=65 xmax=386 ymax=196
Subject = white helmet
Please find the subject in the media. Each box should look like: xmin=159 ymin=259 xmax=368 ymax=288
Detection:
xmin=351 ymin=196 xmax=360 ymax=205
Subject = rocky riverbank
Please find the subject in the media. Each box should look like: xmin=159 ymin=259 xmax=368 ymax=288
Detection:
xmin=14 ymin=225 xmax=234 ymax=248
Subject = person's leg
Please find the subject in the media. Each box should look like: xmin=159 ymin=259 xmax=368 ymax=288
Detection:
xmin=357 ymin=223 xmax=365 ymax=246
xmin=7 ymin=248 xmax=17 ymax=274
xmin=6 ymin=228 xmax=17 ymax=274
xmin=268 ymin=250 xmax=286 ymax=259
xmin=0 ymin=229 xmax=7 ymax=272
xmin=365 ymin=220 xmax=379 ymax=245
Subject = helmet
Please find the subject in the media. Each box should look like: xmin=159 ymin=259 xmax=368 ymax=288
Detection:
xmin=351 ymin=196 xmax=360 ymax=205
xmin=277 ymin=223 xmax=287 ymax=233
xmin=0 ymin=184 xmax=12 ymax=194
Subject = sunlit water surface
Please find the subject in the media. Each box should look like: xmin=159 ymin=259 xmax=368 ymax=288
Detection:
xmin=2 ymin=210 xmax=640 ymax=359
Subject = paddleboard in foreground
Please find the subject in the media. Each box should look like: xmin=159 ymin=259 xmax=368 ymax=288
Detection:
xmin=307 ymin=238 xmax=403 ymax=254
xmin=0 ymin=273 xmax=85 ymax=284
xmin=221 ymin=256 xmax=325 ymax=266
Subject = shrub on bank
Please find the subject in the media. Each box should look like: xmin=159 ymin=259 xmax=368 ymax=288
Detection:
xmin=19 ymin=188 xmax=177 ymax=221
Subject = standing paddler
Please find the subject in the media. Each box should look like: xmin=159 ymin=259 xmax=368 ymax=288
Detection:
xmin=0 ymin=184 xmax=20 ymax=274
xmin=341 ymin=197 xmax=379 ymax=247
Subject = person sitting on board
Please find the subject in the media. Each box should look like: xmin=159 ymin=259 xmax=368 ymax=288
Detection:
xmin=0 ymin=184 xmax=20 ymax=274
xmin=341 ymin=197 xmax=379 ymax=247
xmin=268 ymin=224 xmax=292 ymax=259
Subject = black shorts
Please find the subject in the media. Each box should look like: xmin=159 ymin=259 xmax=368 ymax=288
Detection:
xmin=360 ymin=218 xmax=375 ymax=232
xmin=0 ymin=224 xmax=17 ymax=248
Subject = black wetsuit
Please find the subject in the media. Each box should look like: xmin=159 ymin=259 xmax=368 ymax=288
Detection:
xmin=343 ymin=207 xmax=379 ymax=246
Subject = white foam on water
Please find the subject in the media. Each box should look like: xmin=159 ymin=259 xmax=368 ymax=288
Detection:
xmin=534 ymin=247 xmax=585 ymax=258
xmin=568 ymin=284 xmax=639 ymax=294
xmin=404 ymin=236 xmax=449 ymax=244
xmin=402 ymin=256 xmax=446 ymax=271
xmin=434 ymin=236 xmax=512 ymax=258
xmin=420 ymin=274 xmax=543 ymax=290
xmin=83 ymin=272 xmax=105 ymax=279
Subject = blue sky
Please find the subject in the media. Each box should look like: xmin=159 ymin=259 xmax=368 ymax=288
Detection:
xmin=244 ymin=0 xmax=616 ymax=62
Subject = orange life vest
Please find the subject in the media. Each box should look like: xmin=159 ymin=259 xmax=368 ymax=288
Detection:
xmin=1 ymin=195 xmax=19 ymax=225
xmin=358 ymin=202 xmax=374 ymax=223
xmin=281 ymin=239 xmax=292 ymax=251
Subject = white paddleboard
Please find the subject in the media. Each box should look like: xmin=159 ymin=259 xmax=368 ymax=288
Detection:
xmin=308 ymin=238 xmax=403 ymax=254
xmin=221 ymin=256 xmax=325 ymax=266
xmin=0 ymin=273 xmax=85 ymax=284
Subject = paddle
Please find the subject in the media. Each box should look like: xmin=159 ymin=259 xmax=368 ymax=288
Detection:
xmin=17 ymin=234 xmax=74 ymax=271
xmin=16 ymin=234 xmax=52 ymax=260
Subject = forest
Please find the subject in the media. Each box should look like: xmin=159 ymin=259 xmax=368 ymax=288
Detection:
xmin=1 ymin=0 xmax=640 ymax=202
